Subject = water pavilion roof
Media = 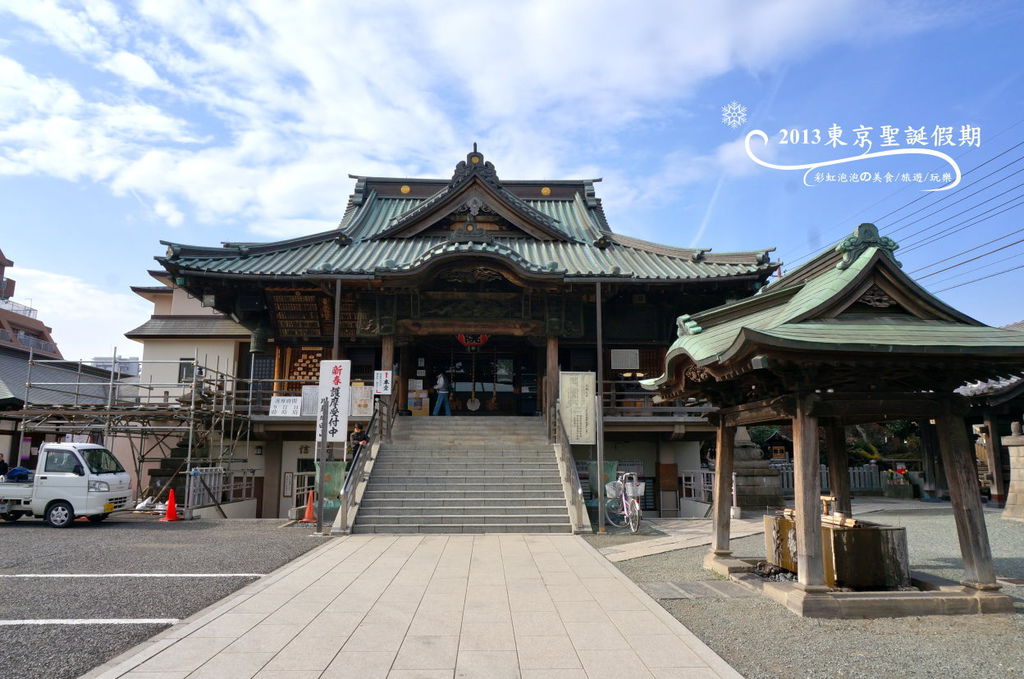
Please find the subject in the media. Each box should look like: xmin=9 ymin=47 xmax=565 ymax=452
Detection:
xmin=643 ymin=223 xmax=1024 ymax=402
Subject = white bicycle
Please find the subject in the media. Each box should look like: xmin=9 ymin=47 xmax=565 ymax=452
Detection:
xmin=605 ymin=471 xmax=644 ymax=533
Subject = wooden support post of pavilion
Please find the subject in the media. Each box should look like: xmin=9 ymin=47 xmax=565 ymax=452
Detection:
xmin=711 ymin=422 xmax=735 ymax=556
xmin=935 ymin=410 xmax=1000 ymax=589
xmin=792 ymin=396 xmax=827 ymax=590
xmin=825 ymin=420 xmax=852 ymax=516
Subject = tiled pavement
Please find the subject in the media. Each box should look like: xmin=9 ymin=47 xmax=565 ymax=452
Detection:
xmin=85 ymin=535 xmax=741 ymax=679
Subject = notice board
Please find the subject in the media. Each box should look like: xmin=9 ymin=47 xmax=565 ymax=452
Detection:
xmin=559 ymin=371 xmax=596 ymax=445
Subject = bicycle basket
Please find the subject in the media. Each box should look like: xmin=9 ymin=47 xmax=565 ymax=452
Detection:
xmin=604 ymin=481 xmax=623 ymax=497
xmin=624 ymin=481 xmax=646 ymax=499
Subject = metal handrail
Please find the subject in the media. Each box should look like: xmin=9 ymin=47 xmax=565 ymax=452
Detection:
xmin=336 ymin=394 xmax=398 ymax=533
xmin=554 ymin=400 xmax=588 ymax=532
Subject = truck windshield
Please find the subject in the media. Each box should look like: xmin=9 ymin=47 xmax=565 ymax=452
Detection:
xmin=82 ymin=448 xmax=124 ymax=474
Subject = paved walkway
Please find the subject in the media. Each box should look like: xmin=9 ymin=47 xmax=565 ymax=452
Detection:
xmin=86 ymin=534 xmax=740 ymax=679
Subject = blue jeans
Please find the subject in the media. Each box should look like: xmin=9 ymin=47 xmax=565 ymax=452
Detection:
xmin=432 ymin=392 xmax=451 ymax=416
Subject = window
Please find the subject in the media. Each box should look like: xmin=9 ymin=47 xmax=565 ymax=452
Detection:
xmin=81 ymin=448 xmax=124 ymax=474
xmin=178 ymin=359 xmax=195 ymax=383
xmin=44 ymin=450 xmax=80 ymax=473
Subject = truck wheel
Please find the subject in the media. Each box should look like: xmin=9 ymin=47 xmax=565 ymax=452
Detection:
xmin=1 ymin=512 xmax=21 ymax=522
xmin=45 ymin=501 xmax=74 ymax=528
xmin=87 ymin=513 xmax=109 ymax=523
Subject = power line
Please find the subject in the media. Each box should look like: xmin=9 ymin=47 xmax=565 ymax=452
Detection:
xmin=916 ymin=236 xmax=1024 ymax=280
xmin=933 ymin=262 xmax=1024 ymax=293
xmin=883 ymin=152 xmax=1024 ymax=235
xmin=910 ymin=225 xmax=1024 ymax=273
xmin=892 ymin=179 xmax=1024 ymax=246
xmin=926 ymin=246 xmax=1024 ymax=288
xmin=899 ymin=195 xmax=1024 ymax=255
xmin=780 ymin=120 xmax=1024 ymax=268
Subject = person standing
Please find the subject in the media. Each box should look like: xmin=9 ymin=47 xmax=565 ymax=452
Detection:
xmin=432 ymin=371 xmax=451 ymax=416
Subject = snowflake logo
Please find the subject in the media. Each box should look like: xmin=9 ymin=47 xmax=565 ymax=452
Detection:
xmin=721 ymin=101 xmax=747 ymax=128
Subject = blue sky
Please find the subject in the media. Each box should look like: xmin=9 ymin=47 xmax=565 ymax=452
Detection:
xmin=1 ymin=0 xmax=1023 ymax=359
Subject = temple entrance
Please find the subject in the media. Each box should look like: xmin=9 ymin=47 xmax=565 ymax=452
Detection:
xmin=408 ymin=335 xmax=540 ymax=416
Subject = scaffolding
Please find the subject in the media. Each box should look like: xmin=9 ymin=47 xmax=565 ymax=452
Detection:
xmin=19 ymin=349 xmax=255 ymax=510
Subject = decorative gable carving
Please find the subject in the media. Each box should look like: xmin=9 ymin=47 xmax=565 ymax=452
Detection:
xmin=373 ymin=146 xmax=572 ymax=242
xmin=857 ymin=284 xmax=897 ymax=308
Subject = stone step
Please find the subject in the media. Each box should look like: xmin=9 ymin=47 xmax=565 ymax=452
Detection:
xmin=365 ymin=482 xmax=563 ymax=492
xmin=376 ymin=450 xmax=552 ymax=456
xmin=361 ymin=497 xmax=566 ymax=507
xmin=382 ymin=444 xmax=548 ymax=448
xmin=351 ymin=523 xmax=572 ymax=534
xmin=372 ymin=463 xmax=558 ymax=472
xmin=362 ymin=491 xmax=569 ymax=501
xmin=359 ymin=506 xmax=567 ymax=516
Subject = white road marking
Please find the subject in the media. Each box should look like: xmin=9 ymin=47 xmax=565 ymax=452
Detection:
xmin=0 ymin=573 xmax=264 ymax=578
xmin=0 ymin=619 xmax=178 ymax=626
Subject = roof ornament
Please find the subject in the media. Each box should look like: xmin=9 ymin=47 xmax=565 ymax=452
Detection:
xmin=677 ymin=314 xmax=703 ymax=337
xmin=593 ymin=235 xmax=612 ymax=249
xmin=450 ymin=144 xmax=499 ymax=188
xmin=834 ymin=223 xmax=900 ymax=270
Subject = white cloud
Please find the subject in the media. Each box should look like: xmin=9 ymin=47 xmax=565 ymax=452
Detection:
xmin=0 ymin=0 xmax=947 ymax=235
xmin=14 ymin=267 xmax=148 ymax=361
xmin=100 ymin=51 xmax=165 ymax=88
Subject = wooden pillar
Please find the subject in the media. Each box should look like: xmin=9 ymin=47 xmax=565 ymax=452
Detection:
xmin=935 ymin=412 xmax=999 ymax=589
xmin=331 ymin=280 xmax=342 ymax=360
xmin=982 ymin=410 xmax=1008 ymax=506
xmin=825 ymin=421 xmax=851 ymax=516
xmin=711 ymin=423 xmax=736 ymax=556
xmin=546 ymin=335 xmax=558 ymax=439
xmin=380 ymin=334 xmax=395 ymax=439
xmin=380 ymin=334 xmax=394 ymax=373
xmin=792 ymin=398 xmax=826 ymax=590
xmin=398 ymin=344 xmax=410 ymax=413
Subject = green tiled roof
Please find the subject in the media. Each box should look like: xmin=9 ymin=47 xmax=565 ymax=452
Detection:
xmin=160 ymin=153 xmax=777 ymax=283
xmin=643 ymin=223 xmax=1024 ymax=391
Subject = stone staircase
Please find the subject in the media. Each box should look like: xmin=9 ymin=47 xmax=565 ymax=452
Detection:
xmin=353 ymin=416 xmax=572 ymax=534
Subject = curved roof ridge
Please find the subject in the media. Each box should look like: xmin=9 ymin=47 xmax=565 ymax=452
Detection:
xmin=610 ymin=233 xmax=774 ymax=264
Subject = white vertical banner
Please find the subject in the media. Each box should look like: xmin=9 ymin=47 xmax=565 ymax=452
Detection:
xmin=317 ymin=360 xmax=351 ymax=443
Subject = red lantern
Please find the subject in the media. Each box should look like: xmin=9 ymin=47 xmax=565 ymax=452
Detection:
xmin=457 ymin=333 xmax=490 ymax=347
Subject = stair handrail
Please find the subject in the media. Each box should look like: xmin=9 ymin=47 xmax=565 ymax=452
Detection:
xmin=554 ymin=399 xmax=589 ymax=532
xmin=336 ymin=395 xmax=397 ymax=533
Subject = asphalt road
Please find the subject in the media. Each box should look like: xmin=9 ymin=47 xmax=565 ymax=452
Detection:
xmin=0 ymin=513 xmax=327 ymax=679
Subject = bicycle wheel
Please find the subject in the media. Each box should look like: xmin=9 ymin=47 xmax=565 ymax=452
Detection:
xmin=605 ymin=498 xmax=627 ymax=527
xmin=627 ymin=499 xmax=640 ymax=533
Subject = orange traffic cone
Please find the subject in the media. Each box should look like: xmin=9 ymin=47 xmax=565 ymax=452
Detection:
xmin=300 ymin=489 xmax=316 ymax=524
xmin=160 ymin=488 xmax=180 ymax=522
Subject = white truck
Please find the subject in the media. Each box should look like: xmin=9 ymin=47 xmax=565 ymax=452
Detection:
xmin=0 ymin=443 xmax=132 ymax=527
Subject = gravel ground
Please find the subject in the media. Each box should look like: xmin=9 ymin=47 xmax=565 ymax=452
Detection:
xmin=591 ymin=509 xmax=1024 ymax=679
xmin=0 ymin=514 xmax=325 ymax=679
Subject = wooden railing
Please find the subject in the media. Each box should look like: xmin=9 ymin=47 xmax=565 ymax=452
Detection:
xmin=601 ymin=380 xmax=714 ymax=420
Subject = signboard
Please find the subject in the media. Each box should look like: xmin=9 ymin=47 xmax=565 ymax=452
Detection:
xmin=559 ymin=371 xmax=596 ymax=445
xmin=373 ymin=370 xmax=393 ymax=395
xmin=317 ymin=360 xmax=351 ymax=443
xmin=269 ymin=396 xmax=303 ymax=417
xmin=610 ymin=349 xmax=639 ymax=370
xmin=300 ymin=385 xmax=319 ymax=416
xmin=408 ymin=389 xmax=429 ymax=416
xmin=350 ymin=385 xmax=374 ymax=417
